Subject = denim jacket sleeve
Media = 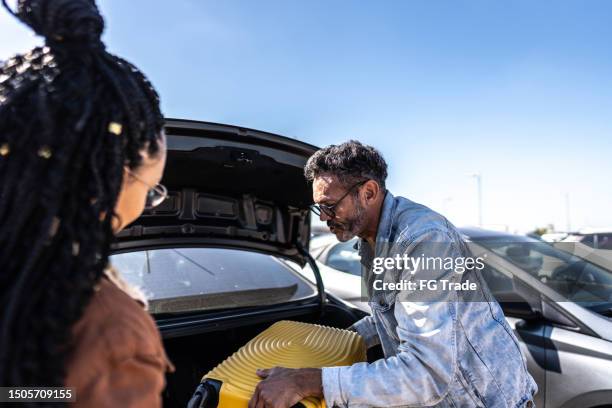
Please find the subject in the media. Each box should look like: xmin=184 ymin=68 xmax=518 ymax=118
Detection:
xmin=322 ymin=229 xmax=460 ymax=407
xmin=349 ymin=315 xmax=380 ymax=348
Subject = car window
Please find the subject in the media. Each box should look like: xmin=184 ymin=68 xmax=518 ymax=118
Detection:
xmin=110 ymin=248 xmax=316 ymax=314
xmin=478 ymin=262 xmax=541 ymax=315
xmin=476 ymin=238 xmax=612 ymax=312
xmin=579 ymin=234 xmax=595 ymax=247
xmin=480 ymin=264 xmax=514 ymax=295
xmin=325 ymin=239 xmax=361 ymax=276
xmin=596 ymin=234 xmax=612 ymax=250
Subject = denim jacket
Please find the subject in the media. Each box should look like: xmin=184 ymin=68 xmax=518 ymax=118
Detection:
xmin=321 ymin=191 xmax=537 ymax=407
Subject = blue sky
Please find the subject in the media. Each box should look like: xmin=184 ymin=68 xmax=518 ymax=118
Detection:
xmin=1 ymin=0 xmax=611 ymax=233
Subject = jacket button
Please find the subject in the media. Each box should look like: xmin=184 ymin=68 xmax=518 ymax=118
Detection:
xmin=379 ymin=299 xmax=387 ymax=307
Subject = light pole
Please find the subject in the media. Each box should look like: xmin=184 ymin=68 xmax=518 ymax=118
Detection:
xmin=467 ymin=173 xmax=483 ymax=227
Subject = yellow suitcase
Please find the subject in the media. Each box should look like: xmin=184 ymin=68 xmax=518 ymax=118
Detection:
xmin=188 ymin=320 xmax=366 ymax=408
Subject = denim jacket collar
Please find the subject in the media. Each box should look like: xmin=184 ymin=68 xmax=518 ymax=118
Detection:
xmin=374 ymin=189 xmax=396 ymax=255
xmin=357 ymin=189 xmax=395 ymax=266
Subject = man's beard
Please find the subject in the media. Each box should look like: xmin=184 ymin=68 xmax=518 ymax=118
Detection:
xmin=327 ymin=200 xmax=367 ymax=242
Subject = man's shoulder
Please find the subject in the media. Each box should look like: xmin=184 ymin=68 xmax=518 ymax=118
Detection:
xmin=391 ymin=195 xmax=459 ymax=244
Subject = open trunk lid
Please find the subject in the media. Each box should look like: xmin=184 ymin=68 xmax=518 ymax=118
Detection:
xmin=115 ymin=119 xmax=318 ymax=267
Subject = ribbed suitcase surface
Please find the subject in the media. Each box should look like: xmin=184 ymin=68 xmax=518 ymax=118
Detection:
xmin=199 ymin=320 xmax=366 ymax=408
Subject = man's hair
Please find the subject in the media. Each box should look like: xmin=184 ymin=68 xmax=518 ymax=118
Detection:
xmin=304 ymin=140 xmax=388 ymax=190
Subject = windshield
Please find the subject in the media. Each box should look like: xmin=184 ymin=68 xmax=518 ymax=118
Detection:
xmin=110 ymin=247 xmax=317 ymax=314
xmin=473 ymin=235 xmax=612 ymax=315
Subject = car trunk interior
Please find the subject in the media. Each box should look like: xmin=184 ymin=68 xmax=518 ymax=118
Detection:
xmin=160 ymin=303 xmax=363 ymax=407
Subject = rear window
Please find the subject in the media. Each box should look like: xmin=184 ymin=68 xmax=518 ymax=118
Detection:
xmin=110 ymin=247 xmax=316 ymax=314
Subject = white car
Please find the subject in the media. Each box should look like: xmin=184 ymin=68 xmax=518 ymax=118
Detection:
xmin=298 ymin=234 xmax=368 ymax=312
xmin=563 ymin=228 xmax=612 ymax=250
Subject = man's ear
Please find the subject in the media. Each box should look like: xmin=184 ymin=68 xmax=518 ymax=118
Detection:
xmin=362 ymin=180 xmax=380 ymax=202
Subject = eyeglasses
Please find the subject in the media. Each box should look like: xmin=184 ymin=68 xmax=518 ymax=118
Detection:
xmin=125 ymin=168 xmax=168 ymax=209
xmin=310 ymin=180 xmax=367 ymax=219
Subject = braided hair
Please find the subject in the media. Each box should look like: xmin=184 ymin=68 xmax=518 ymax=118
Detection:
xmin=0 ymin=0 xmax=164 ymax=395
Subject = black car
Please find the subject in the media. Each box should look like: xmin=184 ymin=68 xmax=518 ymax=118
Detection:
xmin=110 ymin=119 xmax=368 ymax=406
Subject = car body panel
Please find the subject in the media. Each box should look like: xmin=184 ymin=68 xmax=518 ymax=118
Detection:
xmin=545 ymin=326 xmax=612 ymax=407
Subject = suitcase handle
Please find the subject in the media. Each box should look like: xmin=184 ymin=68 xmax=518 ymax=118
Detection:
xmin=186 ymin=381 xmax=308 ymax=408
xmin=187 ymin=380 xmax=222 ymax=408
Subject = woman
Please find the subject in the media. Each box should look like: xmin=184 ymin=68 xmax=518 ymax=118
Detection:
xmin=0 ymin=0 xmax=173 ymax=405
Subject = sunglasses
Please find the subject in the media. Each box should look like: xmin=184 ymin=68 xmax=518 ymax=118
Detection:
xmin=310 ymin=180 xmax=367 ymax=219
xmin=125 ymin=168 xmax=168 ymax=210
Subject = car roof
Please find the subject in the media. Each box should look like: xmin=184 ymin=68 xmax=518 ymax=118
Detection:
xmin=574 ymin=228 xmax=612 ymax=235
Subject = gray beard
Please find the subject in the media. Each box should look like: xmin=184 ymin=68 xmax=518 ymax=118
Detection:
xmin=335 ymin=200 xmax=367 ymax=241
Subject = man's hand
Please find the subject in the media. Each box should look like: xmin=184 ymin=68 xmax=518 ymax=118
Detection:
xmin=248 ymin=367 xmax=323 ymax=408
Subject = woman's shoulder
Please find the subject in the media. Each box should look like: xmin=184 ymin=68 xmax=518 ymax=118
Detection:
xmin=65 ymin=274 xmax=174 ymax=406
xmin=77 ymin=276 xmax=150 ymax=331
xmin=68 ymin=272 xmax=173 ymax=370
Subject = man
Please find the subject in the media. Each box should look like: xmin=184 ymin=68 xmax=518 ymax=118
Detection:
xmin=249 ymin=141 xmax=537 ymax=408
